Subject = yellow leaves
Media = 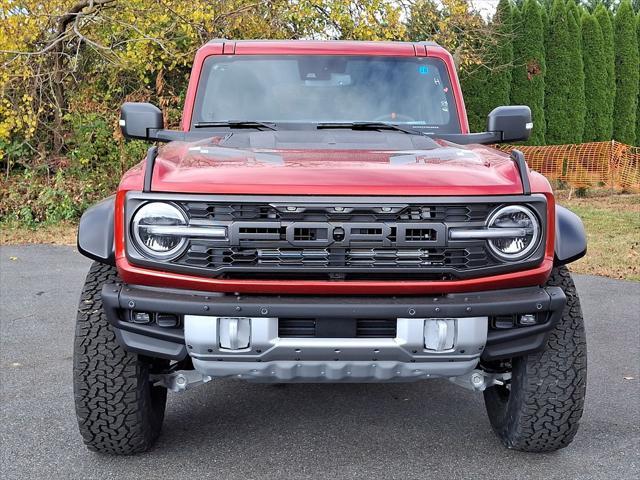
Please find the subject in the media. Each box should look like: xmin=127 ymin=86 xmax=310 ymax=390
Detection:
xmin=0 ymin=0 xmax=485 ymax=152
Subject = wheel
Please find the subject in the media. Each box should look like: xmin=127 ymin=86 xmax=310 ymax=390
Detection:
xmin=483 ymin=266 xmax=587 ymax=452
xmin=73 ymin=262 xmax=168 ymax=454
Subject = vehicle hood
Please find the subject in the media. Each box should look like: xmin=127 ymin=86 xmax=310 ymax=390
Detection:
xmin=120 ymin=133 xmax=529 ymax=196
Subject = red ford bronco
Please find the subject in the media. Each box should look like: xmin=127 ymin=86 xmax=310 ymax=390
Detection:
xmin=74 ymin=40 xmax=587 ymax=455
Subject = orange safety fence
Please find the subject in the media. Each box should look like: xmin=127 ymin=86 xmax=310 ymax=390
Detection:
xmin=495 ymin=141 xmax=640 ymax=193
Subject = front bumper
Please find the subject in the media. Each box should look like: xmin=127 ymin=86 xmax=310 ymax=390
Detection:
xmin=102 ymin=284 xmax=566 ymax=382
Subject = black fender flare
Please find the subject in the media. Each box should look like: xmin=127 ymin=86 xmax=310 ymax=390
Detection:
xmin=554 ymin=205 xmax=587 ymax=266
xmin=77 ymin=196 xmax=115 ymax=265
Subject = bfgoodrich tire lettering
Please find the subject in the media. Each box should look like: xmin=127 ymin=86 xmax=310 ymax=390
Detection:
xmin=483 ymin=266 xmax=587 ymax=452
xmin=73 ymin=262 xmax=167 ymax=454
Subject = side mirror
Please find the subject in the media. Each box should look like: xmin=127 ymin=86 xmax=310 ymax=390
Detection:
xmin=119 ymin=102 xmax=163 ymax=140
xmin=487 ymin=105 xmax=532 ymax=143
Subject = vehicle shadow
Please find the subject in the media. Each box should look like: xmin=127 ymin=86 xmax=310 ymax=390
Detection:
xmin=154 ymin=379 xmax=501 ymax=463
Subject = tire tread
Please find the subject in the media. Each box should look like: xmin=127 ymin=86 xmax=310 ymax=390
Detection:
xmin=484 ymin=266 xmax=587 ymax=452
xmin=73 ymin=262 xmax=166 ymax=455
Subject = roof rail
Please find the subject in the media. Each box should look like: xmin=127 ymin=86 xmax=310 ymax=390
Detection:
xmin=416 ymin=41 xmax=440 ymax=47
xmin=207 ymin=38 xmax=228 ymax=44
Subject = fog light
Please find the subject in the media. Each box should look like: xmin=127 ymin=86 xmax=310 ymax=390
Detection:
xmin=518 ymin=314 xmax=538 ymax=326
xmin=219 ymin=317 xmax=251 ymax=350
xmin=491 ymin=315 xmax=515 ymax=329
xmin=132 ymin=312 xmax=152 ymax=324
xmin=157 ymin=313 xmax=179 ymax=328
xmin=424 ymin=318 xmax=456 ymax=351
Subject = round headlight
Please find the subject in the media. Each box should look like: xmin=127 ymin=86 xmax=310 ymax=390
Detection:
xmin=131 ymin=202 xmax=187 ymax=259
xmin=486 ymin=205 xmax=540 ymax=260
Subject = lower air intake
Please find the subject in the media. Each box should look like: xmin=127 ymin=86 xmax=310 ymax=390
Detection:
xmin=278 ymin=318 xmax=397 ymax=338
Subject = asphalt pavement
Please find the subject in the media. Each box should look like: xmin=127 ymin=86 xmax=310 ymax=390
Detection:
xmin=1 ymin=245 xmax=638 ymax=480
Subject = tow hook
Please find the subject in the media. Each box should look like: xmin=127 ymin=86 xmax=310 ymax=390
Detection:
xmin=449 ymin=370 xmax=511 ymax=392
xmin=151 ymin=370 xmax=212 ymax=393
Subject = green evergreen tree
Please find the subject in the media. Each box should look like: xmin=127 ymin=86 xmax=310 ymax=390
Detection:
xmin=487 ymin=0 xmax=515 ymax=109
xmin=594 ymin=3 xmax=616 ymax=139
xmin=613 ymin=0 xmax=640 ymax=144
xmin=460 ymin=67 xmax=489 ymax=132
xmin=565 ymin=0 xmax=586 ymax=143
xmin=544 ymin=0 xmax=572 ymax=144
xmin=582 ymin=13 xmax=610 ymax=141
xmin=540 ymin=0 xmax=549 ymax=36
xmin=511 ymin=0 xmax=546 ymax=144
xmin=460 ymin=0 xmax=514 ymax=133
xmin=637 ymin=13 xmax=640 ymax=145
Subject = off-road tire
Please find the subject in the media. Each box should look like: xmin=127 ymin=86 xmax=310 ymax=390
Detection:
xmin=483 ymin=266 xmax=587 ymax=452
xmin=73 ymin=262 xmax=167 ymax=455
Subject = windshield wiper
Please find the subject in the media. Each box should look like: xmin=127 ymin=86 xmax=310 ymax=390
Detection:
xmin=316 ymin=122 xmax=424 ymax=136
xmin=194 ymin=121 xmax=277 ymax=131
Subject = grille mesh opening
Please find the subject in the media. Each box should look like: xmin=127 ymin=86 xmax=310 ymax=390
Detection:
xmin=278 ymin=318 xmax=397 ymax=338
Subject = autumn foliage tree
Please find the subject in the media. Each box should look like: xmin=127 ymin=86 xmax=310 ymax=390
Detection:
xmin=0 ymin=1 xmax=408 ymax=166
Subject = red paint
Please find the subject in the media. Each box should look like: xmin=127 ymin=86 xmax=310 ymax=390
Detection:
xmin=119 ymin=141 xmax=547 ymax=196
xmin=117 ymin=40 xmax=557 ymax=295
xmin=181 ymin=41 xmax=223 ymax=132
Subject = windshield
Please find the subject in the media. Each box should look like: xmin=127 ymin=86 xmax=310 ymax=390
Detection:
xmin=192 ymin=55 xmax=460 ymax=132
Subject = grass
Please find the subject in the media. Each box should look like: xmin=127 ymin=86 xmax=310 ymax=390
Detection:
xmin=558 ymin=193 xmax=640 ymax=281
xmin=2 ymin=193 xmax=639 ymax=281
xmin=0 ymin=220 xmax=77 ymax=246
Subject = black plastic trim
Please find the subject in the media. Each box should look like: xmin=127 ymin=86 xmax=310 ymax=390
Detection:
xmin=77 ymin=196 xmax=115 ymax=265
xmin=554 ymin=205 xmax=587 ymax=265
xmin=101 ymin=283 xmax=565 ymax=361
xmin=510 ymin=149 xmax=531 ymax=195
xmin=143 ymin=145 xmax=158 ymax=192
xmin=114 ymin=329 xmax=187 ymax=360
xmin=483 ymin=290 xmax=565 ymax=361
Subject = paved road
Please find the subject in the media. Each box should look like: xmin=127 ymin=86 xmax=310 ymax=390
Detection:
xmin=1 ymin=245 xmax=638 ymax=480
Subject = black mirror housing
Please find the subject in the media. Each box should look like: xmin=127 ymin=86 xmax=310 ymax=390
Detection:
xmin=487 ymin=105 xmax=532 ymax=143
xmin=120 ymin=102 xmax=163 ymax=140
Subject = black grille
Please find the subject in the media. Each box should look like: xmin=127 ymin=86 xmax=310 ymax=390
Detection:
xmin=168 ymin=199 xmax=508 ymax=278
xmin=120 ymin=196 xmax=551 ymax=280
xmin=180 ymin=246 xmax=493 ymax=270
xmin=278 ymin=318 xmax=397 ymax=338
xmin=356 ymin=319 xmax=398 ymax=337
xmin=182 ymin=202 xmax=492 ymax=223
xmin=278 ymin=318 xmax=316 ymax=337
